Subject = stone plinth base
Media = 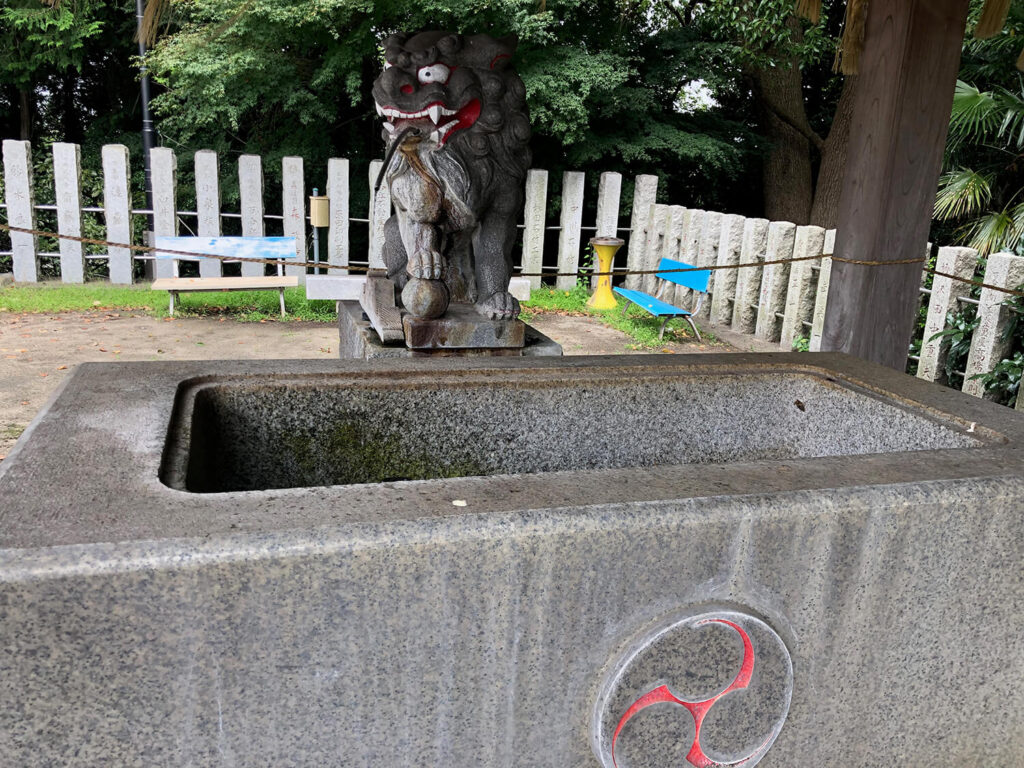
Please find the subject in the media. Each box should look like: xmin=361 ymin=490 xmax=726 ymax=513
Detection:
xmin=338 ymin=300 xmax=561 ymax=359
xmin=403 ymin=303 xmax=525 ymax=350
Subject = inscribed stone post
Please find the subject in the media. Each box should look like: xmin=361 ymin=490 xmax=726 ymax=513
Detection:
xmin=1 ymin=141 xmax=38 ymax=282
xmin=962 ymin=253 xmax=1024 ymax=398
xmin=53 ymin=143 xmax=85 ymax=284
xmin=625 ymin=175 xmax=658 ymax=291
xmin=917 ymin=247 xmax=977 ymax=383
xmin=694 ymin=211 xmax=722 ymax=323
xmin=731 ymin=219 xmax=769 ymax=333
xmin=710 ymin=214 xmax=745 ymax=327
xmin=779 ymin=225 xmax=826 ymax=350
xmin=101 ymin=145 xmax=133 ymax=285
xmin=755 ymin=221 xmax=797 ymax=342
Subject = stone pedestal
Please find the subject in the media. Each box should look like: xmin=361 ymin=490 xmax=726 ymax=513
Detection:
xmin=403 ymin=303 xmax=525 ymax=350
xmin=338 ymin=300 xmax=561 ymax=358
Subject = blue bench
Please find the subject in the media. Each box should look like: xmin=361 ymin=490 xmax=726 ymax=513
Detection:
xmin=613 ymin=257 xmax=711 ymax=341
xmin=151 ymin=237 xmax=299 ymax=316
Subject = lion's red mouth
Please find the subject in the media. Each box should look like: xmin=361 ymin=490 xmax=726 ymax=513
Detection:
xmin=376 ymin=98 xmax=481 ymax=146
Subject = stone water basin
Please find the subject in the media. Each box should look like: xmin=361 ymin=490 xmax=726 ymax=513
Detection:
xmin=1 ymin=353 xmax=1022 ymax=767
xmin=166 ymin=360 xmax=980 ymax=493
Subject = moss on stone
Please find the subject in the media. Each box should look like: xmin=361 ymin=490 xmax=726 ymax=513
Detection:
xmin=284 ymin=419 xmax=486 ymax=485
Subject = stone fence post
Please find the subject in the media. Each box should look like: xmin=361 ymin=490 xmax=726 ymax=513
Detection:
xmin=2 ymin=140 xmax=39 ymax=283
xmin=962 ymin=252 xmax=1024 ymax=399
xmin=917 ymin=247 xmax=978 ymax=384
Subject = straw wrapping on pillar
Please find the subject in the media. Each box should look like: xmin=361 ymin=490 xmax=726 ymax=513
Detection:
xmin=974 ymin=0 xmax=1010 ymax=39
xmin=833 ymin=0 xmax=869 ymax=75
xmin=795 ymin=0 xmax=821 ymax=24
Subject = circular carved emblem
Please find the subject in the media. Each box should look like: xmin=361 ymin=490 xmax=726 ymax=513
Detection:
xmin=592 ymin=609 xmax=793 ymax=768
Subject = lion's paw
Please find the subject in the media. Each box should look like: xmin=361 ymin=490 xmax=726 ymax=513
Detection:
xmin=407 ymin=250 xmax=444 ymax=280
xmin=476 ymin=291 xmax=520 ymax=320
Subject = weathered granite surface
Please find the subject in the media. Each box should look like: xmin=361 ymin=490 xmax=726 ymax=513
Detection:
xmin=1 ymin=353 xmax=1023 ymax=767
xmin=403 ymin=303 xmax=525 ymax=349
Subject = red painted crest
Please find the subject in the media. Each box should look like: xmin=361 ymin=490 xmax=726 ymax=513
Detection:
xmin=594 ymin=611 xmax=792 ymax=768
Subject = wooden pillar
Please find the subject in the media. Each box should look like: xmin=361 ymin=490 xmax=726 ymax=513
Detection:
xmin=821 ymin=0 xmax=969 ymax=369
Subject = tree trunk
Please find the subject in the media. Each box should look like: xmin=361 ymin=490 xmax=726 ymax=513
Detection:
xmin=61 ymin=72 xmax=84 ymax=145
xmin=758 ymin=98 xmax=814 ymax=224
xmin=809 ymin=76 xmax=859 ymax=228
xmin=749 ymin=24 xmax=820 ymax=225
xmin=19 ymin=88 xmax=32 ymax=141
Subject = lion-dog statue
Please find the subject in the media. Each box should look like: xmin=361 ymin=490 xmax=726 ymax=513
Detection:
xmin=371 ymin=31 xmax=531 ymax=320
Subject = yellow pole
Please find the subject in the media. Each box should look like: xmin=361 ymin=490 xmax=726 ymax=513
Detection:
xmin=587 ymin=236 xmax=623 ymax=310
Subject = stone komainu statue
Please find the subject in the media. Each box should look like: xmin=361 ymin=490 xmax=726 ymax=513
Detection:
xmin=372 ymin=31 xmax=531 ymax=319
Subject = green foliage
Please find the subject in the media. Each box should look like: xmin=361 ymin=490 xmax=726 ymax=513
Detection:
xmin=0 ymin=0 xmax=104 ymax=91
xmin=938 ymin=4 xmax=1024 ymax=256
xmin=972 ymin=350 xmax=1023 ymax=408
xmin=792 ymin=336 xmax=809 ymax=352
xmin=142 ymin=0 xmax=762 ymax=214
xmin=928 ymin=305 xmax=980 ymax=389
xmin=934 ymin=167 xmax=994 ymax=221
xmin=969 ymin=286 xmax=1024 ymax=407
xmin=698 ymin=0 xmax=834 ymax=70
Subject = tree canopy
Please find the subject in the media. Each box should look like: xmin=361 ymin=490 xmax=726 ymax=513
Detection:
xmin=143 ymin=0 xmax=771 ymax=215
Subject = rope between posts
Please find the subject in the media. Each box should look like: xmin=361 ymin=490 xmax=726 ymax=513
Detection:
xmin=2 ymin=222 xmax=1023 ymax=299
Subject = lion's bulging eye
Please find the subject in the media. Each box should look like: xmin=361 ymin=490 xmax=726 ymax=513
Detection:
xmin=417 ymin=63 xmax=451 ymax=85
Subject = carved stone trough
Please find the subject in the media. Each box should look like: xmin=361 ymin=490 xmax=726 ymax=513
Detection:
xmin=1 ymin=353 xmax=1022 ymax=766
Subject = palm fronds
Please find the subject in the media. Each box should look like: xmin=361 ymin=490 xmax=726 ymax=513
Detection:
xmin=948 ymin=79 xmax=1024 ymax=152
xmin=959 ymin=203 xmax=1024 ymax=256
xmin=949 ymin=80 xmax=1003 ymax=149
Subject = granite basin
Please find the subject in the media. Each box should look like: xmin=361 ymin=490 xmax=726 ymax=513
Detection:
xmin=165 ymin=366 xmax=982 ymax=493
xmin=1 ymin=353 xmax=1023 ymax=767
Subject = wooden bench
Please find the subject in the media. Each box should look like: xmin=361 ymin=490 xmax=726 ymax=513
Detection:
xmin=151 ymin=237 xmax=299 ymax=316
xmin=613 ymin=257 xmax=711 ymax=341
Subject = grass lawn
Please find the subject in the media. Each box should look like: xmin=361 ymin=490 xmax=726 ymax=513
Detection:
xmin=522 ymin=284 xmax=716 ymax=348
xmin=0 ymin=281 xmax=715 ymax=348
xmin=0 ymin=282 xmax=337 ymax=322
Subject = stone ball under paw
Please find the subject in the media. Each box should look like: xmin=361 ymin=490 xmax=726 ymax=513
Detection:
xmin=402 ymin=278 xmax=450 ymax=318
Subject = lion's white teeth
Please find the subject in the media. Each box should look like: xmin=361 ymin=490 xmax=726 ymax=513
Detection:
xmin=428 ymin=130 xmax=441 ymax=144
xmin=383 ymin=122 xmax=395 ymax=133
xmin=428 ymin=105 xmax=442 ymax=124
xmin=442 ymin=107 xmax=458 ymax=116
xmin=375 ymin=103 xmax=383 ymax=116
xmin=438 ymin=121 xmax=457 ymax=137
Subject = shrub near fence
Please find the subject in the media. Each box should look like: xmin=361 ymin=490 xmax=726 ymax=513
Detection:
xmin=2 ymin=139 xmax=1022 ymax=410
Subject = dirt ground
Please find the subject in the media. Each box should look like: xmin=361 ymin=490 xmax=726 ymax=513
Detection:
xmin=0 ymin=310 xmax=771 ymax=459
